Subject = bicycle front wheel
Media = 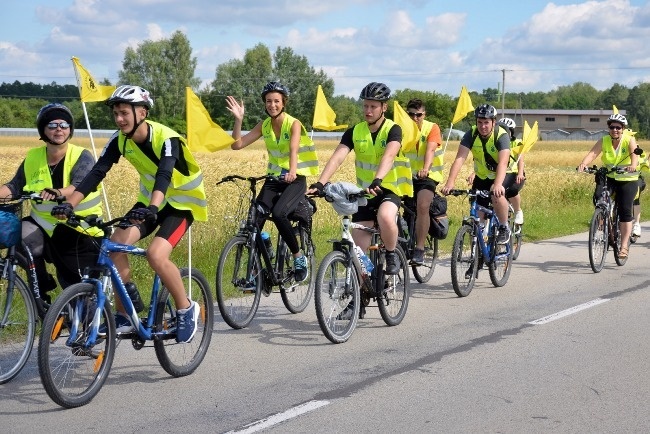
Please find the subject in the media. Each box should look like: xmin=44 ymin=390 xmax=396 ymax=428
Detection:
xmin=488 ymin=236 xmax=513 ymax=287
xmin=0 ymin=269 xmax=36 ymax=384
xmin=588 ymin=208 xmax=608 ymax=273
xmin=378 ymin=246 xmax=409 ymax=326
xmin=511 ymin=223 xmax=523 ymax=260
xmin=37 ymin=283 xmax=116 ymax=408
xmin=450 ymin=224 xmax=479 ymax=297
xmin=216 ymin=236 xmax=262 ymax=329
xmin=155 ymin=268 xmax=214 ymax=377
xmin=280 ymin=226 xmax=315 ymax=313
xmin=411 ymin=235 xmax=438 ymax=284
xmin=314 ymin=251 xmax=360 ymax=344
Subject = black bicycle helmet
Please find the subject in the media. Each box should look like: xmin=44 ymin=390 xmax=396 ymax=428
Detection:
xmin=261 ymin=81 xmax=290 ymax=101
xmin=36 ymin=103 xmax=74 ymax=142
xmin=359 ymin=82 xmax=391 ymax=101
xmin=474 ymin=104 xmax=497 ymax=119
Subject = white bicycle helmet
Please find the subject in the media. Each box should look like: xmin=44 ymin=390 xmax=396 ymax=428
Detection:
xmin=106 ymin=85 xmax=154 ymax=109
xmin=497 ymin=117 xmax=516 ymax=130
xmin=607 ymin=113 xmax=627 ymax=126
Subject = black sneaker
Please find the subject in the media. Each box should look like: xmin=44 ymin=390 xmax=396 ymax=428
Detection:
xmin=336 ymin=303 xmax=355 ymax=321
xmin=385 ymin=251 xmax=400 ymax=275
xmin=496 ymin=224 xmax=511 ymax=245
xmin=410 ymin=248 xmax=425 ymax=266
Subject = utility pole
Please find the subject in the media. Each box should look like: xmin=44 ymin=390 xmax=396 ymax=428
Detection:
xmin=501 ymin=69 xmax=506 ymax=118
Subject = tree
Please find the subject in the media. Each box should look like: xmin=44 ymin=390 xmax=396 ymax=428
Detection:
xmin=119 ymin=30 xmax=200 ymax=130
xmin=595 ymin=83 xmax=629 ymax=110
xmin=626 ymin=83 xmax=650 ymax=138
xmin=551 ymin=82 xmax=599 ymax=109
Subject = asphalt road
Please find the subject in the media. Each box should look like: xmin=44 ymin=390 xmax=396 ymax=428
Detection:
xmin=2 ymin=225 xmax=649 ymax=433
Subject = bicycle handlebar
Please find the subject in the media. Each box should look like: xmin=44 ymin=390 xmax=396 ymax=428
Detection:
xmin=216 ymin=174 xmax=283 ymax=186
xmin=446 ymin=189 xmax=491 ymax=198
xmin=580 ymin=165 xmax=628 ymax=175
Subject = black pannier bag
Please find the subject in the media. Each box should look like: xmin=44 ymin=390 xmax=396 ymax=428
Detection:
xmin=428 ymin=194 xmax=449 ymax=239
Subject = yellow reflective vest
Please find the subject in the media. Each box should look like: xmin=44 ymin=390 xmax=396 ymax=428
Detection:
xmin=24 ymin=144 xmax=103 ymax=237
xmin=403 ymin=120 xmax=444 ymax=182
xmin=262 ymin=113 xmax=319 ymax=176
xmin=352 ymin=119 xmax=413 ymax=197
xmin=601 ymin=134 xmax=638 ymax=181
xmin=119 ymin=121 xmax=208 ymax=221
xmin=470 ymin=125 xmax=510 ymax=180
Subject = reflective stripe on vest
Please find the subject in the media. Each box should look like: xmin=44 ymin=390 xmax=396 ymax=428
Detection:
xmin=601 ymin=134 xmax=638 ymax=181
xmin=471 ymin=126 xmax=509 ymax=180
xmin=119 ymin=121 xmax=208 ymax=221
xmin=403 ymin=120 xmax=444 ymax=182
xmin=24 ymin=144 xmax=103 ymax=237
xmin=352 ymin=119 xmax=413 ymax=197
xmin=262 ymin=114 xmax=319 ymax=176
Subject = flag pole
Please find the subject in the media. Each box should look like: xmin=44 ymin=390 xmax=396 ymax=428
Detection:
xmin=71 ymin=57 xmax=112 ymax=220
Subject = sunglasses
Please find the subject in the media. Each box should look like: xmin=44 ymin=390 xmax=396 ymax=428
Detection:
xmin=47 ymin=122 xmax=71 ymax=130
xmin=407 ymin=112 xmax=424 ymax=118
xmin=608 ymin=125 xmax=622 ymax=131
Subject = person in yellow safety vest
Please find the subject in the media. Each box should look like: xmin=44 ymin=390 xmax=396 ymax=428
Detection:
xmin=307 ymin=82 xmax=413 ymax=275
xmin=403 ymin=98 xmax=443 ymax=265
xmin=225 ymin=81 xmax=318 ymax=282
xmin=52 ymin=85 xmax=207 ymax=343
xmin=578 ymin=113 xmax=639 ymax=259
xmin=497 ymin=117 xmax=526 ymax=225
xmin=0 ymin=103 xmax=102 ymax=303
xmin=632 ymin=146 xmax=649 ymax=238
xmin=441 ymin=104 xmax=514 ymax=245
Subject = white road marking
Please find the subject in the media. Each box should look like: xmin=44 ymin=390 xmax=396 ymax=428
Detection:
xmin=227 ymin=400 xmax=330 ymax=434
xmin=529 ymin=298 xmax=610 ymax=325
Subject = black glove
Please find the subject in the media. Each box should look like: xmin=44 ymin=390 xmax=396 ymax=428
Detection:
xmin=43 ymin=188 xmax=62 ymax=198
xmin=51 ymin=202 xmax=73 ymax=218
xmin=309 ymin=182 xmax=325 ymax=195
xmin=126 ymin=205 xmax=158 ymax=223
xmin=368 ymin=178 xmax=383 ymax=190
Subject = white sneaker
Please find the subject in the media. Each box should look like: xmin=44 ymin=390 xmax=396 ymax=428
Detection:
xmin=514 ymin=210 xmax=524 ymax=225
xmin=632 ymin=222 xmax=641 ymax=237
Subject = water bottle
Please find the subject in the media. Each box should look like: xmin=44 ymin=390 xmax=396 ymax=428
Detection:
xmin=398 ymin=216 xmax=409 ymax=237
xmin=261 ymin=231 xmax=275 ymax=258
xmin=125 ymin=282 xmax=144 ymax=313
xmin=354 ymin=245 xmax=374 ymax=275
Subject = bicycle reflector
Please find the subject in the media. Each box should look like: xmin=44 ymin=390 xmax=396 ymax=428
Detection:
xmin=0 ymin=210 xmax=21 ymax=249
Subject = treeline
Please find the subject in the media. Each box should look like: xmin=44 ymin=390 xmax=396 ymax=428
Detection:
xmin=1 ymin=30 xmax=649 ymax=138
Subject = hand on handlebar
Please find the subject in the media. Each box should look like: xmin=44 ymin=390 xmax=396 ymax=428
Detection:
xmin=308 ymin=182 xmax=325 ymax=196
xmin=366 ymin=178 xmax=383 ymax=196
xmin=125 ymin=205 xmax=158 ymax=224
xmin=51 ymin=203 xmax=74 ymax=219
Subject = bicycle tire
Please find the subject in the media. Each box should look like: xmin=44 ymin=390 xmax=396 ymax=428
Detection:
xmin=411 ymin=235 xmax=438 ymax=283
xmin=314 ymin=250 xmax=360 ymax=344
xmin=280 ymin=225 xmax=315 ymax=313
xmin=155 ymin=267 xmax=214 ymax=377
xmin=216 ymin=236 xmax=262 ymax=329
xmin=450 ymin=224 xmax=479 ymax=297
xmin=37 ymin=283 xmax=116 ymax=408
xmin=488 ymin=232 xmax=514 ymax=287
xmin=0 ymin=268 xmax=36 ymax=384
xmin=612 ymin=211 xmax=628 ymax=267
xmin=511 ymin=223 xmax=523 ymax=260
xmin=588 ymin=207 xmax=608 ymax=273
xmin=377 ymin=246 xmax=409 ymax=326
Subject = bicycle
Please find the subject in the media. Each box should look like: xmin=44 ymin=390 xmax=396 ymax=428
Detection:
xmin=0 ymin=193 xmax=63 ymax=384
xmin=447 ymin=189 xmax=514 ymax=297
xmin=215 ymin=174 xmax=315 ymax=329
xmin=583 ymin=166 xmax=629 ymax=273
xmin=313 ymin=183 xmax=409 ymax=344
xmin=37 ymin=212 xmax=213 ymax=408
xmin=510 ymin=206 xmax=523 ymax=261
xmin=398 ymin=197 xmax=438 ymax=283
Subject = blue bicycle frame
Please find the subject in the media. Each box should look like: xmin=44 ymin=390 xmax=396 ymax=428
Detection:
xmin=464 ymin=190 xmax=510 ymax=263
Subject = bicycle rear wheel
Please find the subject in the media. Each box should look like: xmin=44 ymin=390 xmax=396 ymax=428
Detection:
xmin=216 ymin=236 xmax=262 ymax=329
xmin=38 ymin=283 xmax=115 ymax=408
xmin=314 ymin=251 xmax=360 ymax=344
xmin=378 ymin=246 xmax=409 ymax=326
xmin=488 ymin=234 xmax=513 ymax=287
xmin=155 ymin=268 xmax=213 ymax=377
xmin=612 ymin=212 xmax=628 ymax=267
xmin=0 ymin=266 xmax=36 ymax=384
xmin=450 ymin=224 xmax=479 ymax=297
xmin=511 ymin=223 xmax=523 ymax=260
xmin=411 ymin=235 xmax=438 ymax=283
xmin=280 ymin=225 xmax=315 ymax=313
xmin=588 ymin=208 xmax=608 ymax=273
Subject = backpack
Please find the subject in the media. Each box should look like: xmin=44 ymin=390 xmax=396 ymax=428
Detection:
xmin=289 ymin=195 xmax=317 ymax=226
xmin=428 ymin=194 xmax=449 ymax=239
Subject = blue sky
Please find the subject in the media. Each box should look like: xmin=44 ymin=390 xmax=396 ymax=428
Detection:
xmin=2 ymin=0 xmax=650 ymax=100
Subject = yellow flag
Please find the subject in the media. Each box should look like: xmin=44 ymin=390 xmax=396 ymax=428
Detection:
xmin=185 ymin=87 xmax=234 ymax=153
xmin=521 ymin=121 xmax=539 ymax=155
xmin=452 ymin=86 xmax=474 ymax=125
xmin=612 ymin=105 xmax=619 ymax=114
xmin=312 ymin=85 xmax=347 ymax=131
xmin=71 ymin=57 xmax=115 ymax=102
xmin=393 ymin=101 xmax=420 ymax=153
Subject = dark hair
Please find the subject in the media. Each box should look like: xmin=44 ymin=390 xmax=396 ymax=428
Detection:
xmin=406 ymin=99 xmax=424 ymax=111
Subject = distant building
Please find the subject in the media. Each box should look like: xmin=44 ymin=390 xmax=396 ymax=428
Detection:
xmin=500 ymin=108 xmax=626 ymax=141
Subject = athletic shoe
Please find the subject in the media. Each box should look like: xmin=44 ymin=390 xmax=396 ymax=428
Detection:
xmin=98 ymin=313 xmax=134 ymax=336
xmin=632 ymin=222 xmax=641 ymax=237
xmin=336 ymin=302 xmax=355 ymax=321
xmin=385 ymin=251 xmax=400 ymax=275
xmin=176 ymin=301 xmax=199 ymax=343
xmin=496 ymin=225 xmax=511 ymax=245
xmin=294 ymin=254 xmax=308 ymax=282
xmin=410 ymin=248 xmax=425 ymax=266
xmin=514 ymin=210 xmax=524 ymax=225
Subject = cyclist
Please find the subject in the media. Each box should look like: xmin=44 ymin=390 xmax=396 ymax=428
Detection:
xmin=0 ymin=103 xmax=103 ymax=303
xmin=52 ymin=85 xmax=207 ymax=343
xmin=402 ymin=98 xmax=443 ymax=265
xmin=441 ymin=104 xmax=514 ymax=244
xmin=307 ymin=82 xmax=412 ymax=275
xmin=632 ymin=146 xmax=648 ymax=238
xmin=577 ymin=113 xmax=638 ymax=259
xmin=498 ymin=117 xmax=526 ymax=225
xmin=225 ymin=81 xmax=318 ymax=282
